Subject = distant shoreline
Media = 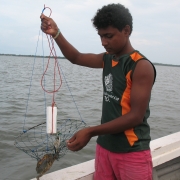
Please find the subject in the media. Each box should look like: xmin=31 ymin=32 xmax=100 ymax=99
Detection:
xmin=0 ymin=54 xmax=66 ymax=59
xmin=1 ymin=53 xmax=180 ymax=67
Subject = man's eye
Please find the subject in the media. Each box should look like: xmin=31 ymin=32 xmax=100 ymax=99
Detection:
xmin=106 ymin=35 xmax=113 ymax=38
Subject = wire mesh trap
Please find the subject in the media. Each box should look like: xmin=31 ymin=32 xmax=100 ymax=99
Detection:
xmin=14 ymin=119 xmax=86 ymax=161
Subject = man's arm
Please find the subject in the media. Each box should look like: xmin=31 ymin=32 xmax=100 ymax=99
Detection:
xmin=67 ymin=60 xmax=155 ymax=151
xmin=40 ymin=14 xmax=103 ymax=68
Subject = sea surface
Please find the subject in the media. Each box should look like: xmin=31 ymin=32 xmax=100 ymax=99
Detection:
xmin=0 ymin=55 xmax=180 ymax=180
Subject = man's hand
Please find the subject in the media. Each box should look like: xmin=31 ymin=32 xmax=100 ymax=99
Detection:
xmin=40 ymin=14 xmax=59 ymax=37
xmin=67 ymin=127 xmax=92 ymax=151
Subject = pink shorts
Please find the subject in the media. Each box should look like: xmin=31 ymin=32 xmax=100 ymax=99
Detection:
xmin=94 ymin=144 xmax=152 ymax=180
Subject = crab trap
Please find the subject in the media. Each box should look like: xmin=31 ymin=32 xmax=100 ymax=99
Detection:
xmin=14 ymin=53 xmax=86 ymax=162
xmin=14 ymin=7 xmax=86 ymax=163
xmin=14 ymin=118 xmax=86 ymax=161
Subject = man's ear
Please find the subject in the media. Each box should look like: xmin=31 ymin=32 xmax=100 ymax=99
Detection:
xmin=123 ymin=25 xmax=131 ymax=36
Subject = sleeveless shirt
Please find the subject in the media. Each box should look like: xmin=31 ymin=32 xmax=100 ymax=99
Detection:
xmin=97 ymin=50 xmax=156 ymax=152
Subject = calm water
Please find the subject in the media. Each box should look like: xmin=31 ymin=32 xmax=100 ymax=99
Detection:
xmin=0 ymin=55 xmax=180 ymax=180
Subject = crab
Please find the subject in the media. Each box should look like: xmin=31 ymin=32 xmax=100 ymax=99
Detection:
xmin=36 ymin=152 xmax=59 ymax=180
xmin=36 ymin=133 xmax=61 ymax=179
xmin=36 ymin=154 xmax=55 ymax=180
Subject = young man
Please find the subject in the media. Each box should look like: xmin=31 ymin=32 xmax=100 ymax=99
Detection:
xmin=41 ymin=3 xmax=156 ymax=180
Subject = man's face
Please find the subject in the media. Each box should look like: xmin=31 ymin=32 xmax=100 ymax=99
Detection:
xmin=98 ymin=26 xmax=129 ymax=56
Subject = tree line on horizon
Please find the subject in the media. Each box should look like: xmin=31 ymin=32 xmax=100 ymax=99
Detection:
xmin=0 ymin=53 xmax=66 ymax=59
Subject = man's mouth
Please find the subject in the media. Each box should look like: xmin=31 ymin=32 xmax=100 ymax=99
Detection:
xmin=105 ymin=47 xmax=111 ymax=51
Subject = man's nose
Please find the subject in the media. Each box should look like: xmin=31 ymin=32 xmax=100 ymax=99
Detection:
xmin=101 ymin=37 xmax=108 ymax=46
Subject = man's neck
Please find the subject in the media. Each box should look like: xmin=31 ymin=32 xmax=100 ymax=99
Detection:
xmin=114 ymin=41 xmax=134 ymax=58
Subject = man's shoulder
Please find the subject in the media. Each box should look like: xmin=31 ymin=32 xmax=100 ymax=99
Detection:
xmin=129 ymin=50 xmax=148 ymax=62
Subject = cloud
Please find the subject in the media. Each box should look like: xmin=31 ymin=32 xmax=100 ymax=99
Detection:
xmin=0 ymin=0 xmax=180 ymax=64
xmin=132 ymin=38 xmax=162 ymax=46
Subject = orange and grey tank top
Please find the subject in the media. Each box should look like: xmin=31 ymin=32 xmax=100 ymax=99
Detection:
xmin=97 ymin=50 xmax=156 ymax=152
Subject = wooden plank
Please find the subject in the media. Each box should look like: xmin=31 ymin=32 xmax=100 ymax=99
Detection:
xmin=31 ymin=160 xmax=94 ymax=180
xmin=152 ymin=168 xmax=159 ymax=180
xmin=151 ymin=132 xmax=180 ymax=167
xmin=159 ymin=169 xmax=180 ymax=180
xmin=157 ymin=156 xmax=180 ymax=177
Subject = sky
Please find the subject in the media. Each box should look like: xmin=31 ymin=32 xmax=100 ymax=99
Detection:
xmin=1 ymin=0 xmax=180 ymax=65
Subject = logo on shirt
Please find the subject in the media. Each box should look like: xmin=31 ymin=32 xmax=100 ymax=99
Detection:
xmin=104 ymin=73 xmax=119 ymax=102
xmin=104 ymin=73 xmax=113 ymax=92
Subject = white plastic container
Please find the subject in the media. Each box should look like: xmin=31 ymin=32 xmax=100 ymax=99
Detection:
xmin=46 ymin=106 xmax=57 ymax=134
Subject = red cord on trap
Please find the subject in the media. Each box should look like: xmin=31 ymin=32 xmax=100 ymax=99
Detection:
xmin=41 ymin=5 xmax=62 ymax=134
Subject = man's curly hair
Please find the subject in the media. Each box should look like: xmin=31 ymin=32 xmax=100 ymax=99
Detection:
xmin=92 ymin=4 xmax=133 ymax=35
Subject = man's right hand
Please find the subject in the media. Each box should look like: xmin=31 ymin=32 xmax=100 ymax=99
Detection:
xmin=40 ymin=14 xmax=59 ymax=37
